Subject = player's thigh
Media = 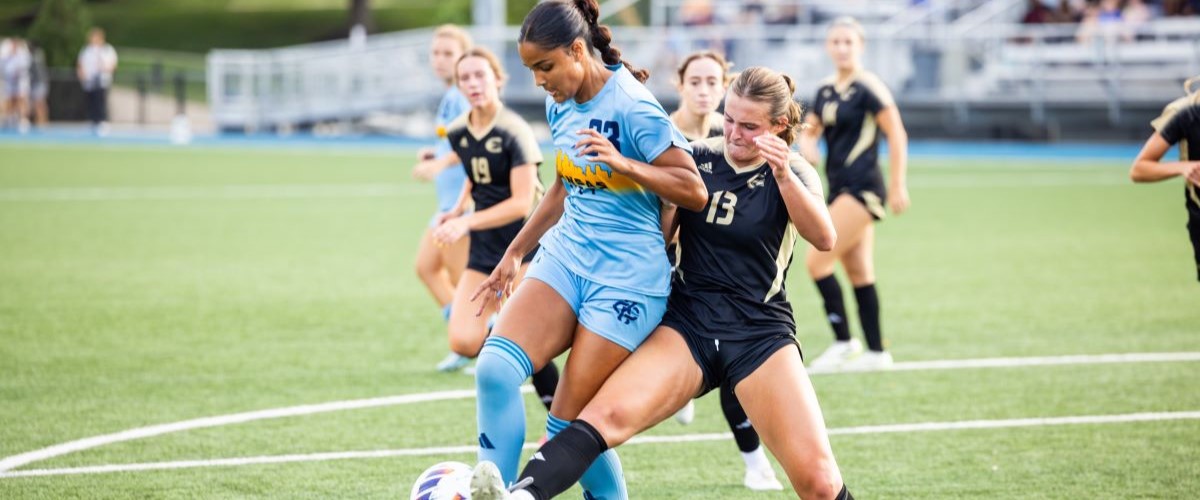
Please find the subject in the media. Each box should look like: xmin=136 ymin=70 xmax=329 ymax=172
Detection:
xmin=839 ymin=223 xmax=875 ymax=286
xmin=577 ymin=326 xmax=704 ymax=446
xmin=448 ymin=270 xmax=492 ymax=356
xmin=735 ymin=346 xmax=841 ymax=491
xmin=490 ymin=278 xmax=577 ymax=372
xmin=440 ymin=235 xmax=469 ymax=284
xmin=549 ymin=325 xmax=636 ymax=420
xmin=806 ymin=193 xmax=873 ymax=277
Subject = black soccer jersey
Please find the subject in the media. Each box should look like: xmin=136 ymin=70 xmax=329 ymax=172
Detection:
xmin=445 ymin=107 xmax=544 ymax=269
xmin=671 ymin=136 xmax=825 ymax=339
xmin=1152 ymin=101 xmax=1200 ymax=218
xmin=810 ymin=71 xmax=894 ymax=191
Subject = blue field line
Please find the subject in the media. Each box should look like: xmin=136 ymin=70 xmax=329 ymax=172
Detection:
xmin=0 ymin=129 xmax=1165 ymax=160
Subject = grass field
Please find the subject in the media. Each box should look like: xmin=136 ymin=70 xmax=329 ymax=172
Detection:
xmin=0 ymin=142 xmax=1197 ymax=499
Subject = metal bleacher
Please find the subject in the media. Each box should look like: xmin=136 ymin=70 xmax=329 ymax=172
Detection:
xmin=206 ymin=0 xmax=1200 ymax=139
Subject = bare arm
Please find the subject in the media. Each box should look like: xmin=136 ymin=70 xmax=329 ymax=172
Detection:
xmin=1131 ymin=133 xmax=1199 ymax=183
xmin=413 ymin=151 xmax=461 ymax=181
xmin=876 ymin=106 xmax=910 ymax=215
xmin=755 ymin=135 xmax=836 ymax=251
xmin=576 ymin=129 xmax=708 ymax=211
xmin=799 ymin=113 xmax=824 ymax=166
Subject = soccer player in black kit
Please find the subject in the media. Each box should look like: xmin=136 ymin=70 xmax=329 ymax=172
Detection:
xmin=1131 ymin=80 xmax=1200 ymax=281
xmin=470 ymin=66 xmax=853 ymax=500
xmin=667 ymin=50 xmax=786 ymax=492
xmin=800 ymin=17 xmax=910 ymax=371
xmin=434 ymin=47 xmax=559 ymax=410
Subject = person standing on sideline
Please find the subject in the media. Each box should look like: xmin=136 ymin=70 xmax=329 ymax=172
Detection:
xmin=800 ymin=17 xmax=909 ymax=371
xmin=28 ymin=41 xmax=48 ymax=129
xmin=412 ymin=25 xmax=474 ymax=372
xmin=2 ymin=37 xmax=31 ymax=132
xmin=77 ymin=28 xmax=117 ymax=136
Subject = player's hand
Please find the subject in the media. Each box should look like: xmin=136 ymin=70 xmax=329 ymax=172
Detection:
xmin=470 ymin=252 xmax=522 ymax=317
xmin=433 ymin=217 xmax=469 ymax=246
xmin=412 ymin=159 xmax=441 ymax=182
xmin=417 ymin=147 xmax=436 ymax=161
xmin=575 ymin=129 xmax=633 ymax=175
xmin=754 ymin=134 xmax=792 ymax=180
xmin=889 ymin=182 xmax=911 ymax=215
xmin=1185 ymin=163 xmax=1200 ymax=187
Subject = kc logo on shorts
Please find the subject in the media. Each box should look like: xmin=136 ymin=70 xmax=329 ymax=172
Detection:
xmin=612 ymin=300 xmax=642 ymax=325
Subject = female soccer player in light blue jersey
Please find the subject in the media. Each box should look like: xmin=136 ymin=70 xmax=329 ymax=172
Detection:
xmin=412 ymin=25 xmax=474 ymax=372
xmin=467 ymin=1 xmax=707 ymax=498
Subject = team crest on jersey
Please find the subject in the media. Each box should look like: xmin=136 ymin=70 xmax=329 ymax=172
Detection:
xmin=747 ymin=172 xmax=767 ymax=190
xmin=485 ymin=137 xmax=503 ymax=154
xmin=841 ymin=87 xmax=857 ymax=101
xmin=459 ymin=137 xmax=469 ymax=148
xmin=612 ymin=300 xmax=641 ymax=325
xmin=698 ymin=161 xmax=713 ymax=174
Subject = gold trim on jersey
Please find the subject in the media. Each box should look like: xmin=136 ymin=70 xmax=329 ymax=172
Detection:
xmin=862 ymin=191 xmax=887 ymax=220
xmin=845 ymin=113 xmax=877 ymax=166
xmin=764 ymin=225 xmax=798 ymax=302
xmin=555 ymin=150 xmax=643 ymax=193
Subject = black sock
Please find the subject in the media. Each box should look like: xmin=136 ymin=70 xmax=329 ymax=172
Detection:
xmin=516 ymin=420 xmax=609 ymax=500
xmin=815 ymin=274 xmax=851 ymax=342
xmin=837 ymin=484 xmax=854 ymax=500
xmin=719 ymin=384 xmax=760 ymax=453
xmin=853 ymin=283 xmax=883 ymax=352
xmin=531 ymin=361 xmax=558 ymax=411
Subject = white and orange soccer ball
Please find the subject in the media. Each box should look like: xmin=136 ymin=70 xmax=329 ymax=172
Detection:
xmin=410 ymin=461 xmax=472 ymax=500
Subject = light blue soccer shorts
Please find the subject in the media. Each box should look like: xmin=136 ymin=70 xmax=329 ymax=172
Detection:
xmin=525 ymin=250 xmax=667 ymax=352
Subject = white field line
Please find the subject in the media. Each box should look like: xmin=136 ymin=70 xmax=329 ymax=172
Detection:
xmin=1 ymin=352 xmax=1197 ymax=475
xmin=0 ymin=184 xmax=425 ymax=202
xmin=3 ymin=411 xmax=1199 ymax=478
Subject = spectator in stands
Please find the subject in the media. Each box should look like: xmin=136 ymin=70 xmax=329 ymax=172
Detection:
xmin=1077 ymin=0 xmax=1133 ymax=43
xmin=1162 ymin=0 xmax=1200 ymax=16
xmin=77 ymin=28 xmax=118 ymax=136
xmin=2 ymin=37 xmax=31 ymax=133
xmin=1022 ymin=0 xmax=1061 ymax=24
xmin=28 ymin=41 xmax=48 ymax=129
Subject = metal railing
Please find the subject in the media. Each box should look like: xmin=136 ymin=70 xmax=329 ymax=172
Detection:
xmin=206 ymin=14 xmax=1200 ymax=130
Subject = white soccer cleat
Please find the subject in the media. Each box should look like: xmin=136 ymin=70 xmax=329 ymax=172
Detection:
xmin=743 ymin=467 xmax=785 ymax=491
xmin=436 ymin=352 xmax=471 ymax=372
xmin=841 ymin=350 xmax=894 ymax=371
xmin=470 ymin=461 xmax=510 ymax=500
xmin=674 ymin=400 xmax=695 ymax=425
xmin=807 ymin=339 xmax=862 ymax=372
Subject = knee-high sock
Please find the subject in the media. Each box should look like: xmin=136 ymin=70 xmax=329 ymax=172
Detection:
xmin=531 ymin=361 xmax=559 ymax=412
xmin=853 ymin=284 xmax=883 ymax=352
xmin=476 ymin=336 xmax=534 ymax=485
xmin=519 ymin=419 xmax=611 ymax=500
xmin=546 ymin=415 xmax=627 ymax=500
xmin=814 ymin=274 xmax=851 ymax=342
xmin=719 ymin=384 xmax=760 ymax=453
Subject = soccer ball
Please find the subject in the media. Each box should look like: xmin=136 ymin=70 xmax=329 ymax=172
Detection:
xmin=410 ymin=461 xmax=472 ymax=500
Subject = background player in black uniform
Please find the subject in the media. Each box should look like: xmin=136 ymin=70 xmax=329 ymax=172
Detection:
xmin=800 ymin=16 xmax=910 ymax=371
xmin=1131 ymin=82 xmax=1200 ymax=281
xmin=435 ymin=47 xmax=559 ymax=408
xmin=473 ymin=67 xmax=853 ymax=500
xmin=666 ymin=50 xmax=784 ymax=493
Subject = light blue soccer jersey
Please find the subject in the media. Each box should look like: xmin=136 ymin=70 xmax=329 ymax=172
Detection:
xmin=539 ymin=64 xmax=691 ymax=297
xmin=434 ymin=86 xmax=470 ymax=212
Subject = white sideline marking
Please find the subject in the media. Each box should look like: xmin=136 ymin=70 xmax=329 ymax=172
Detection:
xmin=0 ymin=184 xmax=423 ymax=202
xmin=806 ymin=351 xmax=1200 ymax=374
xmin=3 ymin=411 xmax=1198 ymax=478
xmin=1 ymin=352 xmax=1197 ymax=475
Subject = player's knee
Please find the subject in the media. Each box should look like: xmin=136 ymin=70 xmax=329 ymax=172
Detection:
xmin=846 ymin=270 xmax=874 ymax=286
xmin=448 ymin=331 xmax=483 ymax=358
xmin=788 ymin=460 xmax=842 ymax=500
xmin=474 ymin=351 xmax=521 ymax=394
xmin=578 ymin=402 xmax=637 ymax=447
